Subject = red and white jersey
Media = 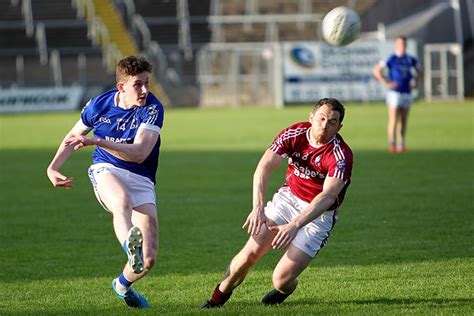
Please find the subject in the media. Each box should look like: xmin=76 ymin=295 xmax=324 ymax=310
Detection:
xmin=269 ymin=121 xmax=353 ymax=207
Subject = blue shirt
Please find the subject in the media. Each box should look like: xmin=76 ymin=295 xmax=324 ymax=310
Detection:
xmin=81 ymin=88 xmax=164 ymax=183
xmin=384 ymin=54 xmax=418 ymax=93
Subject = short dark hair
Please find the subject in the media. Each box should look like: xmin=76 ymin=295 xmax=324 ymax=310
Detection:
xmin=396 ymin=35 xmax=407 ymax=42
xmin=312 ymin=98 xmax=345 ymax=124
xmin=116 ymin=56 xmax=152 ymax=83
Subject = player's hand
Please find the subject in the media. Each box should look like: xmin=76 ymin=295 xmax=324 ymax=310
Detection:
xmin=47 ymin=168 xmax=74 ymax=189
xmin=386 ymin=81 xmax=398 ymax=89
xmin=242 ymin=207 xmax=267 ymax=236
xmin=268 ymin=222 xmax=299 ymax=250
xmin=64 ymin=135 xmax=97 ymax=150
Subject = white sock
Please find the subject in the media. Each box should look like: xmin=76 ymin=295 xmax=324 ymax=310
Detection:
xmin=114 ymin=278 xmax=129 ymax=295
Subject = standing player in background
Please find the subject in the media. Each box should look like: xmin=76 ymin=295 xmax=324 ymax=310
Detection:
xmin=47 ymin=56 xmax=164 ymax=309
xmin=373 ymin=35 xmax=422 ymax=153
xmin=201 ymin=98 xmax=353 ymax=308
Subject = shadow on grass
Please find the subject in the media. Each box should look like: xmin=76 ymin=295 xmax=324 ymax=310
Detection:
xmin=0 ymin=148 xmax=472 ymax=281
xmin=289 ymin=297 xmax=474 ymax=307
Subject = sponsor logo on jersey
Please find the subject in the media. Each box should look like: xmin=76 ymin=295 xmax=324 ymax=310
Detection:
xmin=99 ymin=116 xmax=112 ymax=124
xmin=105 ymin=136 xmax=131 ymax=143
xmin=292 ymin=160 xmax=325 ymax=179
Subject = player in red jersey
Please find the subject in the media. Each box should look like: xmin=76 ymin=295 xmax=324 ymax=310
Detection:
xmin=202 ymin=98 xmax=353 ymax=308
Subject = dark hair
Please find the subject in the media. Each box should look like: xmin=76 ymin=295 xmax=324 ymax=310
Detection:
xmin=116 ymin=56 xmax=152 ymax=83
xmin=396 ymin=35 xmax=407 ymax=42
xmin=312 ymin=98 xmax=345 ymax=124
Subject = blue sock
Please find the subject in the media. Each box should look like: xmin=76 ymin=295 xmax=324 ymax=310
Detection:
xmin=118 ymin=273 xmax=133 ymax=288
xmin=122 ymin=240 xmax=127 ymax=254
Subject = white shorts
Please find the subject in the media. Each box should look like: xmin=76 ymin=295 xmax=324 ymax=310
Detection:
xmin=88 ymin=163 xmax=156 ymax=211
xmin=386 ymin=91 xmax=413 ymax=108
xmin=264 ymin=187 xmax=338 ymax=258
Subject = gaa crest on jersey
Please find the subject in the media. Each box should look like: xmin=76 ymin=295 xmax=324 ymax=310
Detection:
xmin=148 ymin=104 xmax=159 ymax=115
xmin=337 ymin=159 xmax=346 ymax=170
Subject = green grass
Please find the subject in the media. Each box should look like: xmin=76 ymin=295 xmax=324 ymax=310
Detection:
xmin=0 ymin=101 xmax=473 ymax=315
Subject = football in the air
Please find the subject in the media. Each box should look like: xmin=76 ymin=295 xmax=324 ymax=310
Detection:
xmin=322 ymin=6 xmax=361 ymax=46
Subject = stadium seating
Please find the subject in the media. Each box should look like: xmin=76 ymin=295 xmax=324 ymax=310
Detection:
xmin=1 ymin=0 xmax=471 ymax=105
xmin=43 ymin=23 xmax=92 ymax=50
xmin=0 ymin=28 xmax=37 ymax=50
xmin=0 ymin=0 xmax=378 ymax=105
xmin=0 ymin=0 xmax=113 ymax=90
xmin=0 ymin=2 xmax=23 ymax=21
xmin=210 ymin=0 xmax=376 ymax=43
xmin=30 ymin=0 xmax=78 ymax=20
xmin=119 ymin=0 xmax=211 ymax=106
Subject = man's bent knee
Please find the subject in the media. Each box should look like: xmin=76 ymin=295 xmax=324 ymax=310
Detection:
xmin=144 ymin=244 xmax=157 ymax=270
xmin=109 ymin=200 xmax=133 ymax=216
xmin=272 ymin=272 xmax=295 ymax=292
xmin=144 ymin=255 xmax=156 ymax=270
xmin=240 ymin=250 xmax=261 ymax=267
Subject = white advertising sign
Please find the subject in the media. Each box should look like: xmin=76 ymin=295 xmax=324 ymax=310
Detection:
xmin=283 ymin=40 xmax=417 ymax=103
xmin=0 ymin=86 xmax=85 ymax=113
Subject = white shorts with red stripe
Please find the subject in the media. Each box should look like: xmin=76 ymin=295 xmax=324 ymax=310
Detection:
xmin=264 ymin=186 xmax=338 ymax=257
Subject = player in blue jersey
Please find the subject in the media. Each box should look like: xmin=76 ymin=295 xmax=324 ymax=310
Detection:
xmin=373 ymin=35 xmax=422 ymax=153
xmin=46 ymin=56 xmax=164 ymax=309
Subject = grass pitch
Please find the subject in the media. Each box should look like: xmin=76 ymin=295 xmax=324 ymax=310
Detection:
xmin=0 ymin=101 xmax=473 ymax=315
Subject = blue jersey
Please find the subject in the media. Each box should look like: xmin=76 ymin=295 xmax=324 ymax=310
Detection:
xmin=384 ymin=54 xmax=418 ymax=93
xmin=81 ymin=88 xmax=164 ymax=183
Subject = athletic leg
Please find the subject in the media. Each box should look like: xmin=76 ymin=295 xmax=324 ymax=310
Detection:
xmin=112 ymin=204 xmax=157 ymax=309
xmin=94 ymin=172 xmax=133 ymax=244
xmin=220 ymin=223 xmax=276 ymax=292
xmin=261 ymin=245 xmax=312 ymax=305
xmin=273 ymin=245 xmax=312 ymax=292
xmin=398 ymin=106 xmax=410 ymax=151
xmin=262 ymin=207 xmax=338 ymax=305
xmin=90 ymin=166 xmax=157 ymax=309
xmin=202 ymin=222 xmax=277 ymax=308
xmin=387 ymin=106 xmax=398 ymax=152
xmin=123 ymin=204 xmax=158 ymax=282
